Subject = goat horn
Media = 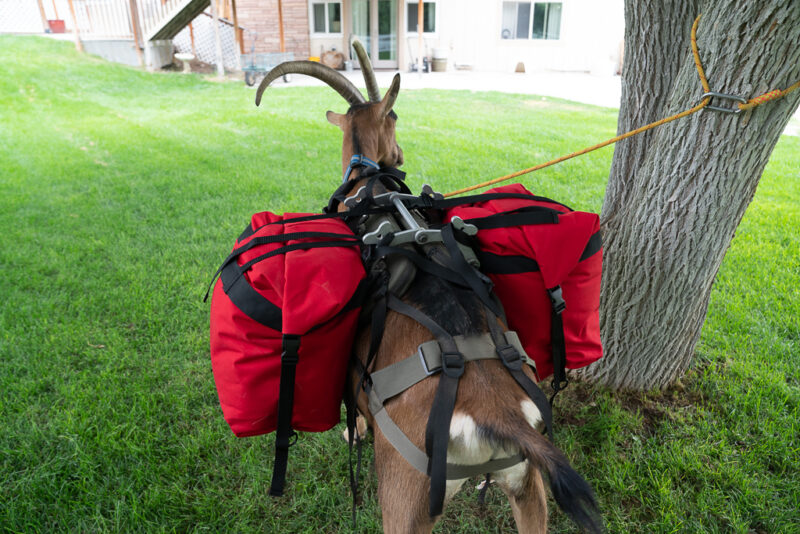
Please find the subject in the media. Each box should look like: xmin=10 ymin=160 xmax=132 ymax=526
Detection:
xmin=352 ymin=40 xmax=381 ymax=102
xmin=255 ymin=61 xmax=365 ymax=107
xmin=379 ymin=73 xmax=401 ymax=119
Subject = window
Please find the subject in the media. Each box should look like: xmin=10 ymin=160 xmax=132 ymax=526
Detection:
xmin=311 ymin=1 xmax=342 ymax=34
xmin=501 ymin=2 xmax=561 ymax=40
xmin=407 ymin=2 xmax=436 ymax=33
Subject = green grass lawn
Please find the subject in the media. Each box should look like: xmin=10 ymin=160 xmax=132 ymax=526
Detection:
xmin=1 ymin=36 xmax=798 ymax=533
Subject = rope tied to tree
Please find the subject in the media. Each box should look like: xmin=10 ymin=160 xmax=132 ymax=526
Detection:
xmin=738 ymin=82 xmax=800 ymax=111
xmin=443 ymin=14 xmax=800 ymax=198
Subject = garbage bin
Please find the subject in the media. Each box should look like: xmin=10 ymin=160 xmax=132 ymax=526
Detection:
xmin=432 ymin=48 xmax=447 ymax=72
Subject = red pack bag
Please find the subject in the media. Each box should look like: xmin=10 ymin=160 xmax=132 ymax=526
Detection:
xmin=445 ymin=183 xmax=602 ymax=386
xmin=208 ymin=211 xmax=366 ymax=495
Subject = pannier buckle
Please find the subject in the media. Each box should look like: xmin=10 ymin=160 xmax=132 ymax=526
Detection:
xmin=281 ymin=335 xmax=301 ymax=364
xmin=547 ymin=286 xmax=566 ymax=315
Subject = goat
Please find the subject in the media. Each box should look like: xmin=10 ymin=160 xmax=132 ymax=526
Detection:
xmin=256 ymin=44 xmax=603 ymax=534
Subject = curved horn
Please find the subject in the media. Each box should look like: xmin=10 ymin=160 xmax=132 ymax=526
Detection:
xmin=255 ymin=61 xmax=365 ymax=107
xmin=352 ymin=40 xmax=381 ymax=102
xmin=379 ymin=73 xmax=401 ymax=119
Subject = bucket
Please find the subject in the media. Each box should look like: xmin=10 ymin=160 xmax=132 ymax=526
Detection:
xmin=344 ymin=60 xmax=353 ymax=72
xmin=432 ymin=58 xmax=447 ymax=72
xmin=47 ymin=19 xmax=65 ymax=33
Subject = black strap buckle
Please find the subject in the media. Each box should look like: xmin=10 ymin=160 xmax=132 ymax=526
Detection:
xmin=495 ymin=343 xmax=523 ymax=371
xmin=547 ymin=286 xmax=566 ymax=315
xmin=441 ymin=351 xmax=465 ymax=378
xmin=281 ymin=335 xmax=301 ymax=365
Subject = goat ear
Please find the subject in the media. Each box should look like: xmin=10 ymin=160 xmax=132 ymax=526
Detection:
xmin=378 ymin=74 xmax=400 ymax=119
xmin=326 ymin=110 xmax=345 ymax=129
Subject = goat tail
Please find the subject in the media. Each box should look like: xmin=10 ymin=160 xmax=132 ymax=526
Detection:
xmin=481 ymin=410 xmax=604 ymax=534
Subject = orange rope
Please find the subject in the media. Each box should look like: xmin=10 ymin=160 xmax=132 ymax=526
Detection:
xmin=738 ymin=80 xmax=800 ymax=111
xmin=443 ymin=14 xmax=799 ymax=198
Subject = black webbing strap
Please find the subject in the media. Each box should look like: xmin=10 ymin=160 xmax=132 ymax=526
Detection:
xmin=250 ymin=211 xmax=350 ymax=232
xmin=204 ymin=225 xmax=362 ymax=302
xmin=219 ymin=260 xmax=282 ymax=330
xmin=205 ymin=231 xmax=361 ymax=301
xmin=237 ymin=240 xmax=361 ymax=279
xmin=473 ymin=230 xmax=602 ymax=277
xmin=475 ymin=251 xmax=540 ymax=275
xmin=386 ymin=295 xmax=462 ymax=517
xmin=485 ymin=314 xmax=554 ymax=438
xmin=269 ymin=334 xmax=301 ymax=497
xmin=422 ymin=191 xmax=574 ymax=212
xmin=425 ymin=355 xmax=461 ymax=518
xmin=548 ymin=287 xmax=569 ymax=401
xmin=343 ymin=365 xmax=362 ymax=527
xmin=325 ymin=167 xmax=409 ymax=213
xmin=440 ymin=224 xmax=502 ymax=317
xmin=374 ymin=245 xmax=470 ymax=288
xmin=347 ymin=275 xmax=390 ymax=523
xmin=465 ymin=207 xmax=559 ymax=230
xmin=581 ymin=231 xmax=603 ymax=261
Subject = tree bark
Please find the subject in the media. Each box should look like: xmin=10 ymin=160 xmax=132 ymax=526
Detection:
xmin=578 ymin=0 xmax=800 ymax=390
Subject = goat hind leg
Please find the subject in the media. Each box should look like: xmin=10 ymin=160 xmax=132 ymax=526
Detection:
xmin=498 ymin=464 xmax=548 ymax=534
xmin=373 ymin=433 xmax=436 ymax=534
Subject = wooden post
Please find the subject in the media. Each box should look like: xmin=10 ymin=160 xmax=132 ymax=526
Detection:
xmin=128 ymin=0 xmax=145 ymax=67
xmin=84 ymin=2 xmax=94 ymax=34
xmin=209 ymin=0 xmax=226 ymax=77
xmin=231 ymin=0 xmax=243 ymax=67
xmin=277 ymin=0 xmax=286 ymax=53
xmin=189 ymin=23 xmax=197 ymax=57
xmin=417 ymin=0 xmax=423 ymax=74
xmin=37 ymin=0 xmax=49 ymax=32
xmin=66 ymin=0 xmax=84 ymax=52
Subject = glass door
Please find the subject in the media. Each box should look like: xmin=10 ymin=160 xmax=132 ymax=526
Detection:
xmin=351 ymin=0 xmax=397 ymax=70
xmin=351 ymin=0 xmax=370 ymax=57
xmin=375 ymin=0 xmax=397 ymax=68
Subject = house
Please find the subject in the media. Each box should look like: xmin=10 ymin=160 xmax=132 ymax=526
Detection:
xmin=1 ymin=0 xmax=623 ymax=75
xmin=239 ymin=0 xmax=624 ymax=74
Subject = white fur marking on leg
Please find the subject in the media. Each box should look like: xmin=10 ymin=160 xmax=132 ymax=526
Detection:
xmin=520 ymin=399 xmax=542 ymax=429
xmin=444 ymin=413 xmax=493 ymax=502
xmin=494 ymin=459 xmax=529 ymax=494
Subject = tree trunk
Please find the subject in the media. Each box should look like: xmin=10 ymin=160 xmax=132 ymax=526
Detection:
xmin=578 ymin=0 xmax=800 ymax=390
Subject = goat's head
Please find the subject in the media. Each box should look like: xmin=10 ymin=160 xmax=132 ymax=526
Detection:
xmin=255 ymin=41 xmax=403 ymax=180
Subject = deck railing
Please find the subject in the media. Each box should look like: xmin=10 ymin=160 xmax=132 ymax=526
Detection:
xmin=35 ymin=0 xmax=213 ymax=42
xmin=35 ymin=0 xmax=135 ymax=38
xmin=137 ymin=0 xmax=183 ymax=39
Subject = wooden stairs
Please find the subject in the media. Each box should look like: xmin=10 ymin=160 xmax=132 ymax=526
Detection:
xmin=139 ymin=0 xmax=210 ymax=42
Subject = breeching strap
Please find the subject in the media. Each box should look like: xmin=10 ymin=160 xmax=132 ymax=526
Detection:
xmin=444 ymin=14 xmax=800 ymax=198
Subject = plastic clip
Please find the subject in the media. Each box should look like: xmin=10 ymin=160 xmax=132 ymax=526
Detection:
xmin=495 ymin=344 xmax=523 ymax=371
xmin=547 ymin=286 xmax=566 ymax=315
xmin=441 ymin=352 xmax=465 ymax=378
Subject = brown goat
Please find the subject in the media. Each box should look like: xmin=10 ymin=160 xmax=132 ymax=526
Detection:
xmin=256 ymin=44 xmax=602 ymax=534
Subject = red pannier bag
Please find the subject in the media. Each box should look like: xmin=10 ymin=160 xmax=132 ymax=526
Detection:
xmin=444 ymin=183 xmax=602 ymax=387
xmin=208 ymin=211 xmax=366 ymax=495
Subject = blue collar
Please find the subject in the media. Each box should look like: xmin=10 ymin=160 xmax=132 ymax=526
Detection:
xmin=343 ymin=154 xmax=380 ymax=183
